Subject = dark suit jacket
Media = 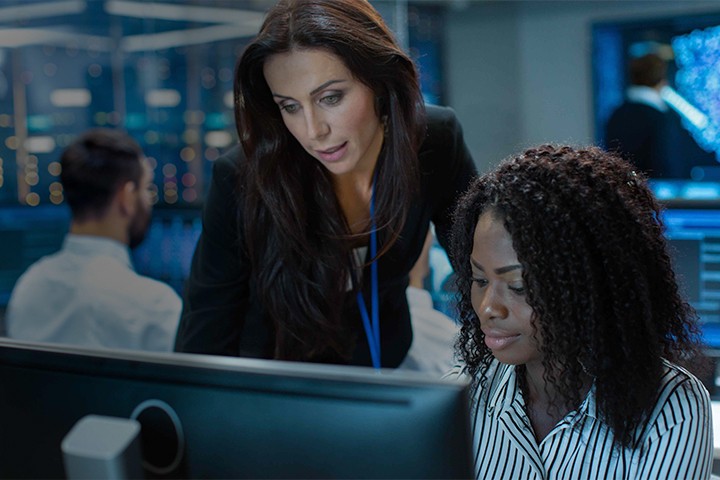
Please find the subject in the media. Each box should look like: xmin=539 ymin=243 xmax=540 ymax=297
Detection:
xmin=174 ymin=104 xmax=477 ymax=367
xmin=605 ymin=101 xmax=715 ymax=179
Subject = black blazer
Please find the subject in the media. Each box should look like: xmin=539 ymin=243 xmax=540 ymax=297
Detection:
xmin=174 ymin=104 xmax=477 ymax=367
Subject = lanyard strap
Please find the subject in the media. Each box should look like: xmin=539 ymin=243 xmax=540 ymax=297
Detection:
xmin=356 ymin=178 xmax=380 ymax=369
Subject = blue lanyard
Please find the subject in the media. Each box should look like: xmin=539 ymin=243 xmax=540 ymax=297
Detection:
xmin=356 ymin=179 xmax=380 ymax=369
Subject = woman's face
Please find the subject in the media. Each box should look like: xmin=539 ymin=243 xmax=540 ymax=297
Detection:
xmin=263 ymin=48 xmax=384 ymax=178
xmin=470 ymin=210 xmax=542 ymax=367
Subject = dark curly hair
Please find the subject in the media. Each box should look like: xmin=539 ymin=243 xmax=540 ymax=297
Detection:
xmin=450 ymin=144 xmax=703 ymax=449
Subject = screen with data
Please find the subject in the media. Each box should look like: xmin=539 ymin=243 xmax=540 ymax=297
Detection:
xmin=663 ymin=206 xmax=720 ymax=348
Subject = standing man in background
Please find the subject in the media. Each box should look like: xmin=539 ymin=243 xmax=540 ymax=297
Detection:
xmin=5 ymin=129 xmax=181 ymax=351
xmin=605 ymin=53 xmax=715 ymax=179
xmin=605 ymin=53 xmax=674 ymax=177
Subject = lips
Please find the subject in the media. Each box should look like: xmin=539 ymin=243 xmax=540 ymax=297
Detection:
xmin=315 ymin=142 xmax=348 ymax=163
xmin=483 ymin=330 xmax=520 ymax=351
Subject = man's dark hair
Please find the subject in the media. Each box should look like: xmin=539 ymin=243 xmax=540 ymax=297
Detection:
xmin=629 ymin=53 xmax=667 ymax=87
xmin=60 ymin=128 xmax=144 ymax=221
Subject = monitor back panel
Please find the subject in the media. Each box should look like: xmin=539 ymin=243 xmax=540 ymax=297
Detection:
xmin=0 ymin=341 xmax=473 ymax=479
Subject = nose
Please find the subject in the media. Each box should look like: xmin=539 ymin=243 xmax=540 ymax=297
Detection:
xmin=476 ymin=285 xmax=508 ymax=323
xmin=304 ymin=108 xmax=329 ymax=140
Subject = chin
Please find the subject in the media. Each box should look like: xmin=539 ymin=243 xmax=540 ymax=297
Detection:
xmin=321 ymin=160 xmax=357 ymax=177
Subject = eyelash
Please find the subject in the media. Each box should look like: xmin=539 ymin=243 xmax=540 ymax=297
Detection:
xmin=321 ymin=93 xmax=342 ymax=105
xmin=280 ymin=103 xmax=299 ymax=114
xmin=279 ymin=93 xmax=343 ymax=114
xmin=471 ymin=278 xmax=526 ymax=295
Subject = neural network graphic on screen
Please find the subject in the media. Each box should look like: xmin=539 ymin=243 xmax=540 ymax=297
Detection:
xmin=672 ymin=25 xmax=720 ymax=159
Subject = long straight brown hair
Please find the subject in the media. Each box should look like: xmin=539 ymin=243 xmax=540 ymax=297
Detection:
xmin=233 ymin=0 xmax=426 ymax=362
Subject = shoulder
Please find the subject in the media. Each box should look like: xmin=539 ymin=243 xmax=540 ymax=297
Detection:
xmin=418 ymin=104 xmax=472 ymax=175
xmin=213 ymin=144 xmax=245 ymax=182
xmin=8 ymin=253 xmax=60 ymax=298
xmin=423 ymin=104 xmax=463 ymax=146
xmin=205 ymin=144 xmax=247 ymax=213
xmin=644 ymin=360 xmax=711 ymax=434
xmin=612 ymin=102 xmax=663 ymax=119
xmin=656 ymin=361 xmax=710 ymax=409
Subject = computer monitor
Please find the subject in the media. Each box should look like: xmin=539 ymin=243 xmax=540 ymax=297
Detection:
xmin=661 ymin=204 xmax=720 ymax=350
xmin=130 ymin=206 xmax=202 ymax=295
xmin=0 ymin=205 xmax=70 ymax=308
xmin=0 ymin=339 xmax=473 ymax=479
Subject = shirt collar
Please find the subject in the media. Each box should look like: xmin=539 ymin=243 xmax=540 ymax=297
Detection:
xmin=63 ymin=234 xmax=133 ymax=270
xmin=486 ymin=363 xmax=520 ymax=415
xmin=486 ymin=363 xmax=599 ymax=426
xmin=626 ymin=85 xmax=668 ymax=112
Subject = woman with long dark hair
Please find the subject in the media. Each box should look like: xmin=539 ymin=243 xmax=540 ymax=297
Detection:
xmin=449 ymin=144 xmax=712 ymax=479
xmin=175 ymin=0 xmax=476 ymax=367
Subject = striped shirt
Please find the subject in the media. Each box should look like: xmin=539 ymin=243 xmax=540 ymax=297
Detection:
xmin=447 ymin=359 xmax=713 ymax=479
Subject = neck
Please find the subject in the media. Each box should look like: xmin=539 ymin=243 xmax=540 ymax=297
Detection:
xmin=334 ymin=168 xmax=376 ymax=236
xmin=333 ymin=161 xmax=376 ymax=195
xmin=70 ymin=218 xmax=128 ymax=246
xmin=522 ymin=361 xmax=592 ymax=411
xmin=523 ymin=361 xmax=552 ymax=406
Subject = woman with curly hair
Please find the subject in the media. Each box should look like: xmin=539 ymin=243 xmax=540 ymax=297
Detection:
xmin=448 ymin=144 xmax=712 ymax=479
xmin=174 ymin=0 xmax=476 ymax=367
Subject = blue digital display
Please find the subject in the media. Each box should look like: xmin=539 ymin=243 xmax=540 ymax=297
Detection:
xmin=662 ymin=207 xmax=720 ymax=349
xmin=131 ymin=207 xmax=202 ymax=295
xmin=672 ymin=25 xmax=720 ymax=157
xmin=592 ymin=12 xmax=720 ymax=186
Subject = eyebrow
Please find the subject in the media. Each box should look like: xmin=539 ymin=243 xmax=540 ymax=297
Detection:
xmin=471 ymin=258 xmax=522 ymax=275
xmin=271 ymin=79 xmax=346 ymax=100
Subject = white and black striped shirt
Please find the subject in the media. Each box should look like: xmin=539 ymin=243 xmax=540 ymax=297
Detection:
xmin=448 ymin=360 xmax=713 ymax=479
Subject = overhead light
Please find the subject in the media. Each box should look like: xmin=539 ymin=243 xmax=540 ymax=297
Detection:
xmin=50 ymin=88 xmax=92 ymax=108
xmin=0 ymin=28 xmax=113 ymax=49
xmin=24 ymin=136 xmax=56 ymax=154
xmin=0 ymin=0 xmax=85 ymax=24
xmin=204 ymin=131 xmax=232 ymax=148
xmin=105 ymin=0 xmax=266 ymax=26
xmin=145 ymin=89 xmax=181 ymax=108
xmin=121 ymin=24 xmax=258 ymax=52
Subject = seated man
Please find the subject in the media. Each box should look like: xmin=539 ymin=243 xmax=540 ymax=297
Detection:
xmin=6 ymin=129 xmax=181 ymax=351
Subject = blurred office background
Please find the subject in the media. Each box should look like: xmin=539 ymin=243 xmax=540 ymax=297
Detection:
xmin=1 ymin=1 xmax=720 ymax=353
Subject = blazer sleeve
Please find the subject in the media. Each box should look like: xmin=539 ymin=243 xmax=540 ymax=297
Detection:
xmin=424 ymin=105 xmax=477 ymax=252
xmin=174 ymin=148 xmax=251 ymax=355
